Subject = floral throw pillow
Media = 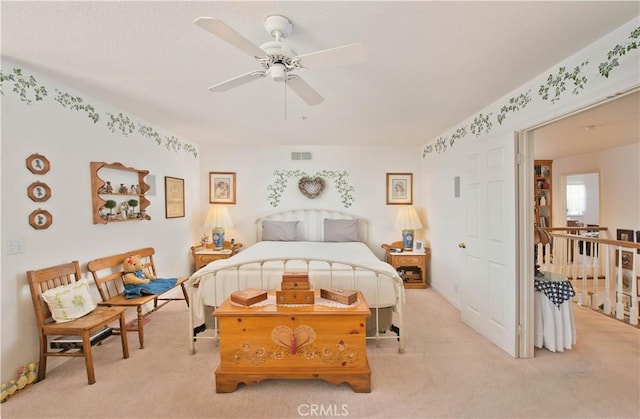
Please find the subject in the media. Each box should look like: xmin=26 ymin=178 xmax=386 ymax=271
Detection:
xmin=41 ymin=278 xmax=97 ymax=323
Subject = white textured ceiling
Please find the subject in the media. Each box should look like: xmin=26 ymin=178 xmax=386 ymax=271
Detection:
xmin=533 ymin=90 xmax=639 ymax=160
xmin=1 ymin=1 xmax=638 ymax=153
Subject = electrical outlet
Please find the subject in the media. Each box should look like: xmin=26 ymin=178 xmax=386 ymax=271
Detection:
xmin=7 ymin=239 xmax=25 ymax=255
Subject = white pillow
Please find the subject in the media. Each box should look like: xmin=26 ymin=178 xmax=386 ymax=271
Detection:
xmin=262 ymin=220 xmax=299 ymax=241
xmin=41 ymin=278 xmax=97 ymax=323
xmin=324 ymin=218 xmax=360 ymax=242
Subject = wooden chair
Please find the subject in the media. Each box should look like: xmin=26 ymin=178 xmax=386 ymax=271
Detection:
xmin=27 ymin=260 xmax=129 ymax=385
xmin=87 ymin=247 xmax=189 ymax=349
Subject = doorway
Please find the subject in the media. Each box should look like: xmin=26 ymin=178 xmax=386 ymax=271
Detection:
xmin=517 ymin=87 xmax=640 ymax=358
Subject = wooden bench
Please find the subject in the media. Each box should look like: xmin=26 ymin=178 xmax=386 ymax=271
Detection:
xmin=87 ymin=247 xmax=188 ymax=349
xmin=27 ymin=260 xmax=129 ymax=384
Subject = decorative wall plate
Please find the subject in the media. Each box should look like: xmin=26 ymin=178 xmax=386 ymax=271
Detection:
xmin=298 ymin=176 xmax=325 ymax=199
xmin=26 ymin=153 xmax=50 ymax=175
xmin=29 ymin=209 xmax=53 ymax=230
xmin=27 ymin=181 xmax=51 ymax=202
xmin=620 ymin=269 xmax=632 ymax=293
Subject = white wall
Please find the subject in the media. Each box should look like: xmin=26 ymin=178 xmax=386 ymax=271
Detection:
xmin=553 ymin=143 xmax=640 ymax=239
xmin=422 ymin=17 xmax=640 ymax=311
xmin=1 ymin=59 xmax=201 ymax=382
xmin=198 ymin=144 xmax=423 ymax=259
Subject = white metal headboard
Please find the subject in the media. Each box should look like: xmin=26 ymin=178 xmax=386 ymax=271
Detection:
xmin=256 ymin=209 xmax=368 ymax=243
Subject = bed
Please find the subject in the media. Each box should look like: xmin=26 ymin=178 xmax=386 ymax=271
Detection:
xmin=186 ymin=209 xmax=406 ymax=353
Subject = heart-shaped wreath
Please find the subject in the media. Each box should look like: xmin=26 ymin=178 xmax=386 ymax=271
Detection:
xmin=298 ymin=176 xmax=325 ymax=199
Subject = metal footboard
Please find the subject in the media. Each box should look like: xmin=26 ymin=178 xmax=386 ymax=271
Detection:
xmin=187 ymin=257 xmax=406 ymax=353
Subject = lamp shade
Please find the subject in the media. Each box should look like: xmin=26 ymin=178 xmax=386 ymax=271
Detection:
xmin=204 ymin=206 xmax=234 ymax=250
xmin=395 ymin=206 xmax=423 ymax=231
xmin=396 ymin=206 xmax=423 ymax=251
xmin=204 ymin=205 xmax=234 ymax=228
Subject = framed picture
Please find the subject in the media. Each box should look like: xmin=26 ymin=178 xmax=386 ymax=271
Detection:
xmin=619 ymin=269 xmax=633 ymax=294
xmin=414 ymin=240 xmax=426 ymax=253
xmin=209 ymin=172 xmax=236 ymax=204
xmin=164 ymin=176 xmax=185 ymax=218
xmin=29 ymin=209 xmax=52 ymax=230
xmin=386 ymin=173 xmax=413 ymax=205
xmin=621 ymin=294 xmax=631 ymax=315
xmin=27 ymin=181 xmax=51 ymax=202
xmin=26 ymin=153 xmax=50 ymax=175
xmin=617 ymin=228 xmax=634 ymax=242
xmin=615 ymin=250 xmax=633 ymax=270
xmin=636 ymin=231 xmax=640 ymax=254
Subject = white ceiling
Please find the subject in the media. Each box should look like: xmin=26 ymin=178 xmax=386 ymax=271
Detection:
xmin=533 ymin=90 xmax=639 ymax=160
xmin=1 ymin=1 xmax=638 ymax=154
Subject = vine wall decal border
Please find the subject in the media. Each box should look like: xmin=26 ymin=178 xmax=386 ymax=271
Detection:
xmin=497 ymin=91 xmax=532 ymax=124
xmin=0 ymin=67 xmax=197 ymax=158
xmin=599 ymin=27 xmax=640 ymax=78
xmin=54 ymin=90 xmax=99 ymax=123
xmin=422 ymin=25 xmax=639 ymax=158
xmin=0 ymin=68 xmax=48 ymax=104
xmin=267 ymin=169 xmax=355 ymax=208
xmin=538 ymin=61 xmax=589 ymax=104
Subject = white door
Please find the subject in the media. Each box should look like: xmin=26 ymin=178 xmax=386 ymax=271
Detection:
xmin=460 ymin=134 xmax=518 ymax=357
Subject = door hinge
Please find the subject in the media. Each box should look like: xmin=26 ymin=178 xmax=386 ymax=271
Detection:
xmin=516 ymin=153 xmax=524 ymax=165
xmin=517 ymin=324 xmax=522 ymax=336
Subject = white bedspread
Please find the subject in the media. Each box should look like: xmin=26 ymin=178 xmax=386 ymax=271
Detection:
xmin=188 ymin=241 xmax=402 ymax=323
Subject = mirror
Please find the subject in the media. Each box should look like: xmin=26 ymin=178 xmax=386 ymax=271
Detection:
xmin=565 ymin=172 xmax=599 ymax=226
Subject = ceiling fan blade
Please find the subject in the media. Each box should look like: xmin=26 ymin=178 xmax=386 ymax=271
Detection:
xmin=295 ymin=43 xmax=367 ymax=70
xmin=195 ymin=17 xmax=267 ymax=59
xmin=208 ymin=71 xmax=266 ymax=92
xmin=286 ymin=75 xmax=324 ymax=106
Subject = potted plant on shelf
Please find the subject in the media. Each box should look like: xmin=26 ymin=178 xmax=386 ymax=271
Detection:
xmin=127 ymin=199 xmax=139 ymax=218
xmin=104 ymin=199 xmax=117 ymax=220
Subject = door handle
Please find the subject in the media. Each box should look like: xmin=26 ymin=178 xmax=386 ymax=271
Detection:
xmin=458 ymin=242 xmax=466 ymax=249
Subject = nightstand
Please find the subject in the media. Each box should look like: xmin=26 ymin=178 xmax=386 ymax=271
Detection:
xmin=191 ymin=241 xmax=243 ymax=271
xmin=382 ymin=241 xmax=429 ymax=289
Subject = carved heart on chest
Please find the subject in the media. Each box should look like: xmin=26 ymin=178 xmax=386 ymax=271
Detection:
xmin=271 ymin=325 xmax=316 ymax=354
xmin=298 ymin=177 xmax=325 ymax=199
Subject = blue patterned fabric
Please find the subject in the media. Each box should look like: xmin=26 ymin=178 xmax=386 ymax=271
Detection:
xmin=535 ymin=276 xmax=575 ymax=308
xmin=124 ymin=278 xmax=177 ymax=299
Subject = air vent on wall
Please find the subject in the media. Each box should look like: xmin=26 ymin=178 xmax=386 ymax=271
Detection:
xmin=291 ymin=152 xmax=312 ymax=161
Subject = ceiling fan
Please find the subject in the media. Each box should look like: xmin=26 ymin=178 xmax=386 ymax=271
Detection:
xmin=194 ymin=14 xmax=367 ymax=106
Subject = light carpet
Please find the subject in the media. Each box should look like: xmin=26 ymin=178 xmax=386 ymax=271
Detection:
xmin=1 ymin=289 xmax=639 ymax=418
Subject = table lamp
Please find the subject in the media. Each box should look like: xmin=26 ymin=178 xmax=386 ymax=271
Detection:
xmin=205 ymin=205 xmax=234 ymax=250
xmin=396 ymin=206 xmax=423 ymax=251
xmin=533 ymin=226 xmax=552 ymax=277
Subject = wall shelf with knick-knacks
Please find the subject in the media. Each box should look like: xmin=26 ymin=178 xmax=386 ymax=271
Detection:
xmin=90 ymin=161 xmax=151 ymax=224
xmin=534 ymin=160 xmax=552 ymax=228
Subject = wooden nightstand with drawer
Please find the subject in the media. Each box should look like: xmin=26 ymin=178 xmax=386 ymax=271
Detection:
xmin=191 ymin=241 xmax=242 ymax=271
xmin=382 ymin=241 xmax=429 ymax=289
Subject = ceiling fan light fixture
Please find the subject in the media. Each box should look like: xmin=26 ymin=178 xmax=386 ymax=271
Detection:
xmin=270 ymin=63 xmax=287 ymax=82
xmin=196 ymin=14 xmax=365 ymax=106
